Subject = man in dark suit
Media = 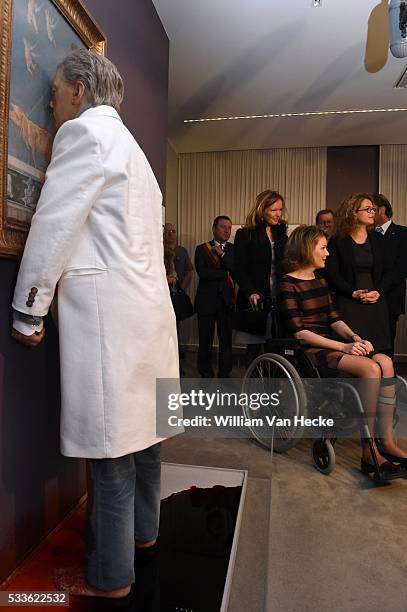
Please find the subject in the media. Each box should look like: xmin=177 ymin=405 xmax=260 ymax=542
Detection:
xmin=316 ymin=208 xmax=335 ymax=238
xmin=195 ymin=216 xmax=235 ymax=378
xmin=373 ymin=194 xmax=407 ymax=358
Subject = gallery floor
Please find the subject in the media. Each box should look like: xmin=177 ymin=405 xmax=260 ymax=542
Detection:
xmin=2 ymin=349 xmax=407 ymax=611
xmin=170 ymin=349 xmax=407 ymax=612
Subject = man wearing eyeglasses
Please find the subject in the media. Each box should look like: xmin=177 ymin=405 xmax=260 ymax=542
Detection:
xmin=373 ymin=194 xmax=407 ymax=358
xmin=163 ymin=223 xmax=194 ymax=292
xmin=316 ymin=208 xmax=335 ymax=238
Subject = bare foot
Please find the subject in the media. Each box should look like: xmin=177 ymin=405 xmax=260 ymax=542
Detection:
xmin=54 ymin=567 xmax=130 ymax=599
xmin=136 ymin=539 xmax=156 ymax=549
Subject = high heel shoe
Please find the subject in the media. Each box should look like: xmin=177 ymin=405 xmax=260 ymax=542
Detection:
xmin=375 ymin=450 xmax=407 ymax=467
xmin=375 ymin=439 xmax=407 ymax=467
xmin=360 ymin=459 xmax=401 ymax=475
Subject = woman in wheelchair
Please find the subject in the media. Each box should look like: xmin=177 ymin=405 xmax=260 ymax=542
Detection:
xmin=278 ymin=225 xmax=407 ymax=476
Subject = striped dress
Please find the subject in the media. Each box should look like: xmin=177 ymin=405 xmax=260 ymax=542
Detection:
xmin=278 ymin=274 xmax=345 ymax=370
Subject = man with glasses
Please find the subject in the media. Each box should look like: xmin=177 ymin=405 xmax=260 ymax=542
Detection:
xmin=316 ymin=208 xmax=336 ymax=238
xmin=373 ymin=194 xmax=407 ymax=358
xmin=163 ymin=223 xmax=193 ymax=293
xmin=163 ymin=222 xmax=194 ymax=368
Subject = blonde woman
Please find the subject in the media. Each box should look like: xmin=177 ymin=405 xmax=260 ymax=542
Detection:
xmin=234 ymin=190 xmax=288 ymax=367
xmin=278 ymin=225 xmax=406 ymax=475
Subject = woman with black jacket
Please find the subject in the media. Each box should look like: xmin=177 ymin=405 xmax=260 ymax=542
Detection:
xmin=325 ymin=193 xmax=393 ymax=354
xmin=234 ymin=190 xmax=288 ymax=367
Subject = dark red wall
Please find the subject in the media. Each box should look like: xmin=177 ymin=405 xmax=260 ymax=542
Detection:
xmin=326 ymin=146 xmax=379 ymax=210
xmin=0 ymin=260 xmax=87 ymax=582
xmin=0 ymin=0 xmax=169 ymax=582
xmin=85 ymin=0 xmax=169 ymax=192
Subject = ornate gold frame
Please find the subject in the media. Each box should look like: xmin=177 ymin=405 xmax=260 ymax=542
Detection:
xmin=0 ymin=0 xmax=106 ymax=258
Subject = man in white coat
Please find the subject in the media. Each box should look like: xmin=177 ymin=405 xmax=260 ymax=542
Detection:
xmin=11 ymin=49 xmax=179 ymax=601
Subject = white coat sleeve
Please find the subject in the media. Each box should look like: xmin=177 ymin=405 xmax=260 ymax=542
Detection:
xmin=12 ymin=311 xmax=44 ymax=335
xmin=12 ymin=119 xmax=104 ymax=317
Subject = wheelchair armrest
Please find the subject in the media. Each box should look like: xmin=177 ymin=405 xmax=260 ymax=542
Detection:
xmin=265 ymin=337 xmax=304 ymax=350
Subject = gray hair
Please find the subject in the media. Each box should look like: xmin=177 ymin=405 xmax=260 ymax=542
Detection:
xmin=58 ymin=49 xmax=124 ymax=112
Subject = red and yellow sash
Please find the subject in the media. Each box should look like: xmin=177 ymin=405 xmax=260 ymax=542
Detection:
xmin=203 ymin=242 xmax=236 ymax=301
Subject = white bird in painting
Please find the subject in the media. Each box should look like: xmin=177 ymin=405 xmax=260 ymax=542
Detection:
xmin=45 ymin=9 xmax=57 ymax=46
xmin=24 ymin=38 xmax=38 ymax=75
xmin=26 ymin=0 xmax=41 ymax=34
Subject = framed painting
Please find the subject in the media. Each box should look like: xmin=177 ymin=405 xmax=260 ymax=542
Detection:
xmin=0 ymin=0 xmax=106 ymax=258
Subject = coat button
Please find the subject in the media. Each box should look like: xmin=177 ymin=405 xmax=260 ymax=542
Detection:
xmin=30 ymin=287 xmax=38 ymax=294
xmin=26 ymin=301 xmax=33 ymax=307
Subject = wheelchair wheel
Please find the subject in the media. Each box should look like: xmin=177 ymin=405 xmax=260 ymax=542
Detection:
xmin=241 ymin=352 xmax=307 ymax=452
xmin=312 ymin=439 xmax=335 ymax=475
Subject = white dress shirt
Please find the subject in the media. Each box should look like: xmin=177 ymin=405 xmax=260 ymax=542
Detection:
xmin=377 ymin=219 xmax=392 ymax=235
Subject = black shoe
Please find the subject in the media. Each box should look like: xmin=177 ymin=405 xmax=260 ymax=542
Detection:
xmin=376 ymin=450 xmax=407 ymax=468
xmin=375 ymin=439 xmax=407 ymax=467
xmin=360 ymin=459 xmax=401 ymax=475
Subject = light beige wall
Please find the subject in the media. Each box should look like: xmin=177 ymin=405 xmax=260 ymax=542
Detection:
xmin=177 ymin=147 xmax=327 ymax=348
xmin=380 ymin=145 xmax=407 ymax=357
xmin=165 ymin=141 xmax=179 ymax=226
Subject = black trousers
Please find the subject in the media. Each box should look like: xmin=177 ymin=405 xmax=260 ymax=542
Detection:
xmin=197 ymin=299 xmax=233 ymax=377
xmin=388 ymin=312 xmax=400 ymax=359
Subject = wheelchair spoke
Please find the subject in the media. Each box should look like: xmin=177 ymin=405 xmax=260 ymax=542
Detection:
xmin=242 ymin=352 xmax=307 ymax=451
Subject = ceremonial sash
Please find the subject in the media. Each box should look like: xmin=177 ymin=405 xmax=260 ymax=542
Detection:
xmin=203 ymin=242 xmax=236 ymax=301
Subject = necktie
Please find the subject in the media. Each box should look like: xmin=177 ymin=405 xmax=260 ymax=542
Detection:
xmin=375 ymin=226 xmax=384 ymax=235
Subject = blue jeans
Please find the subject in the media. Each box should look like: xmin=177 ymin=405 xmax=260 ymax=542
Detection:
xmin=87 ymin=443 xmax=161 ymax=591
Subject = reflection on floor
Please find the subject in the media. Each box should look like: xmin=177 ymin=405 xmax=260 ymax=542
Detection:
xmin=1 ymin=486 xmax=242 ymax=612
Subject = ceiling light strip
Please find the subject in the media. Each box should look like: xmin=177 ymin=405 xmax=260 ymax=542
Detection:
xmin=184 ymin=107 xmax=407 ymax=123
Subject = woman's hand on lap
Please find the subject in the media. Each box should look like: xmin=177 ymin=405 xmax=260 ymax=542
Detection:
xmin=342 ymin=341 xmax=369 ymax=356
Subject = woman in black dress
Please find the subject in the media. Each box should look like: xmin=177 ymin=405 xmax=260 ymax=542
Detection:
xmin=234 ymin=190 xmax=288 ymax=367
xmin=325 ymin=193 xmax=393 ymax=354
xmin=278 ymin=225 xmax=407 ymax=475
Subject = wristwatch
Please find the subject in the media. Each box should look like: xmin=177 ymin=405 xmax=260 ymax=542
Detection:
xmin=13 ymin=309 xmax=43 ymax=327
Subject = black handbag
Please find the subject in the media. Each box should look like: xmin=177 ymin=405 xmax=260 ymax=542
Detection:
xmin=170 ymin=282 xmax=194 ymax=321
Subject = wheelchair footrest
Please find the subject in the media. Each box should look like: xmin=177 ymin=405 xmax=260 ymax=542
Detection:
xmin=373 ymin=469 xmax=407 ymax=482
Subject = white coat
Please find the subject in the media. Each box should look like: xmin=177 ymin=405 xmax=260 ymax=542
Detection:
xmin=12 ymin=105 xmax=179 ymax=458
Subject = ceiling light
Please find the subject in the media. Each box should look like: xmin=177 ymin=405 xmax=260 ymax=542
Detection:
xmin=389 ymin=0 xmax=407 ymax=58
xmin=183 ymin=107 xmax=407 ymax=124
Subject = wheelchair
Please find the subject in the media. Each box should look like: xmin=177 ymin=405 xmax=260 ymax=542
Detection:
xmin=241 ymin=334 xmax=407 ymax=483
